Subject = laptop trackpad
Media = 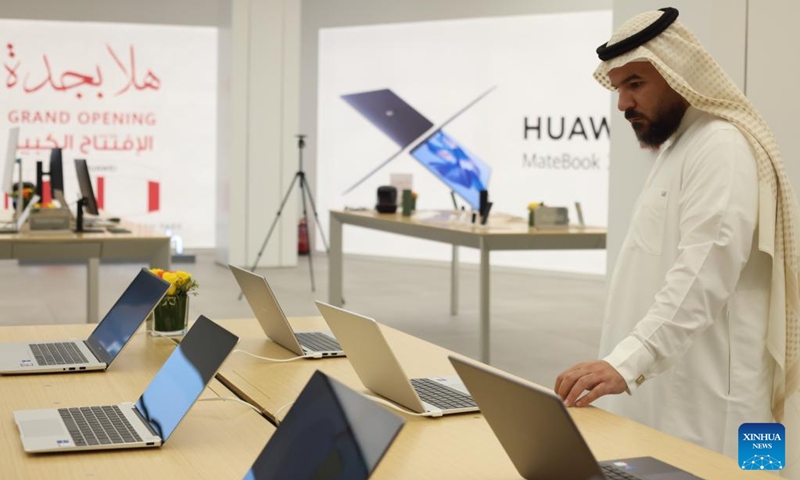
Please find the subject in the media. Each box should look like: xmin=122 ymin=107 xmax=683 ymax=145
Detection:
xmin=20 ymin=419 xmax=66 ymax=438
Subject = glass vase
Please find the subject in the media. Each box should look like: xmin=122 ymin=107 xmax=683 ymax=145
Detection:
xmin=149 ymin=294 xmax=189 ymax=337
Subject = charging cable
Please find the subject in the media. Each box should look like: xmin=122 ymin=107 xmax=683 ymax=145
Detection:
xmin=198 ymin=396 xmax=262 ymax=415
xmin=232 ymin=349 xmax=308 ymax=362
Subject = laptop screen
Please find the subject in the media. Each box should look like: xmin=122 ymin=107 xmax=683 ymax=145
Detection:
xmin=243 ymin=371 xmax=404 ymax=480
xmin=410 ymin=129 xmax=491 ymax=210
xmin=135 ymin=316 xmax=238 ymax=442
xmin=85 ymin=269 xmax=170 ymax=365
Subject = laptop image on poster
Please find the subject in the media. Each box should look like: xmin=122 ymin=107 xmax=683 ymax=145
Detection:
xmin=243 ymin=370 xmax=404 ymax=480
xmin=230 ymin=265 xmax=344 ymax=358
xmin=341 ymin=89 xmax=434 ymax=148
xmin=0 ymin=269 xmax=170 ymax=375
xmin=316 ymin=301 xmax=478 ymax=417
xmin=449 ymin=356 xmax=702 ymax=480
xmin=409 ymin=129 xmax=491 ymax=209
xmin=14 ymin=315 xmax=239 ymax=453
xmin=341 ymin=86 xmax=495 ymax=195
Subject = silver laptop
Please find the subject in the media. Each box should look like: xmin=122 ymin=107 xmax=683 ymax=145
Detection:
xmin=14 ymin=315 xmax=238 ymax=453
xmin=230 ymin=265 xmax=344 ymax=358
xmin=316 ymin=301 xmax=478 ymax=417
xmin=0 ymin=269 xmax=169 ymax=374
xmin=449 ymin=356 xmax=702 ymax=480
xmin=0 ymin=193 xmax=39 ymax=234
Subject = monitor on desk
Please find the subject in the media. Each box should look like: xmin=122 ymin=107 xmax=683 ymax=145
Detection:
xmin=74 ymin=158 xmax=99 ymax=215
xmin=35 ymin=148 xmax=66 ymax=206
xmin=73 ymin=158 xmax=102 ymax=232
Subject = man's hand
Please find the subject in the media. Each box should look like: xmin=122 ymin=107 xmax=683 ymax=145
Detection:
xmin=554 ymin=360 xmax=627 ymax=407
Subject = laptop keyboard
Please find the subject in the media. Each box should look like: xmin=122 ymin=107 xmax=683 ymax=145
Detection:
xmin=296 ymin=332 xmax=341 ymax=353
xmin=410 ymin=378 xmax=477 ymax=410
xmin=30 ymin=342 xmax=89 ymax=366
xmin=58 ymin=406 xmax=143 ymax=446
xmin=601 ymin=464 xmax=646 ymax=480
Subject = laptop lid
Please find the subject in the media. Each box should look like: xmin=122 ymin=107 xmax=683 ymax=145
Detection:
xmin=14 ymin=194 xmax=39 ymax=230
xmin=315 ymin=301 xmax=425 ymax=413
xmin=341 ymin=89 xmax=433 ymax=148
xmin=449 ymin=356 xmax=604 ymax=480
xmin=134 ymin=315 xmax=239 ymax=443
xmin=229 ymin=265 xmax=304 ymax=356
xmin=84 ymin=269 xmax=170 ymax=365
xmin=243 ymin=370 xmax=404 ymax=480
xmin=2 ymin=127 xmax=19 ymax=195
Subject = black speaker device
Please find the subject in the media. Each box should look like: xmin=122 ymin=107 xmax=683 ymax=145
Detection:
xmin=376 ymin=186 xmax=398 ymax=213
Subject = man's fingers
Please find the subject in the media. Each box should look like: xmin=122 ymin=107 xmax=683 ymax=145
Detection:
xmin=575 ymin=383 xmax=609 ymax=407
xmin=556 ymin=369 xmax=582 ymax=400
xmin=564 ymin=373 xmax=601 ymax=407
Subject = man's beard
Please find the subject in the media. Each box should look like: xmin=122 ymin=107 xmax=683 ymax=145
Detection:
xmin=625 ymin=99 xmax=687 ymax=148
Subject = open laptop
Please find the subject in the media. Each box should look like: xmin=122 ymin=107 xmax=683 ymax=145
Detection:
xmin=14 ymin=315 xmax=239 ymax=453
xmin=316 ymin=301 xmax=477 ymax=417
xmin=243 ymin=370 xmax=404 ymax=480
xmin=0 ymin=193 xmax=39 ymax=234
xmin=230 ymin=265 xmax=344 ymax=358
xmin=449 ymin=356 xmax=702 ymax=480
xmin=0 ymin=269 xmax=170 ymax=374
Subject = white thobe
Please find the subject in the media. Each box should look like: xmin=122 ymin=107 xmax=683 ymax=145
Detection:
xmin=599 ymin=107 xmax=775 ymax=458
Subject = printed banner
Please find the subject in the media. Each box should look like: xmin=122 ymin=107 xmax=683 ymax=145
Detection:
xmin=318 ymin=12 xmax=611 ymax=274
xmin=0 ymin=19 xmax=217 ymax=247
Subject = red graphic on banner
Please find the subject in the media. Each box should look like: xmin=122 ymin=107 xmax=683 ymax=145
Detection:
xmin=3 ymin=43 xmax=161 ymax=99
xmin=96 ymin=176 xmax=104 ymax=210
xmin=148 ymin=181 xmax=159 ymax=212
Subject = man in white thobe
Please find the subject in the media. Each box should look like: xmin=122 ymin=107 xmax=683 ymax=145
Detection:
xmin=554 ymin=8 xmax=800 ymax=474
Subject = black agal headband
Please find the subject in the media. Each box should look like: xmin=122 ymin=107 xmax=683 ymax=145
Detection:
xmin=596 ymin=7 xmax=679 ymax=61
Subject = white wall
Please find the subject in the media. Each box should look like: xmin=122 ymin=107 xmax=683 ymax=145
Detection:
xmin=216 ymin=0 xmax=301 ymax=268
xmin=0 ymin=0 xmax=222 ymax=26
xmin=606 ymin=1 xmax=748 ymax=275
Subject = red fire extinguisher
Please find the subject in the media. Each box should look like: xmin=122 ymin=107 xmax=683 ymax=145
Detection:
xmin=298 ymin=218 xmax=309 ymax=255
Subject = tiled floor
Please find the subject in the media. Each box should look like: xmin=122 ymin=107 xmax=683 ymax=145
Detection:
xmin=0 ymin=250 xmax=606 ymax=388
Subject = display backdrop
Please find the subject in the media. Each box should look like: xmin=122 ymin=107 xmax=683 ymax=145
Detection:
xmin=0 ymin=19 xmax=217 ymax=247
xmin=318 ymin=11 xmax=612 ymax=274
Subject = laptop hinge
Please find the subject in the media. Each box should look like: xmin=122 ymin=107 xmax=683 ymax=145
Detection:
xmin=131 ymin=404 xmax=160 ymax=437
xmin=83 ymin=340 xmax=105 ymax=364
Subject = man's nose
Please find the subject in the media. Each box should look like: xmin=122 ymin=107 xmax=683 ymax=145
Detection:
xmin=617 ymin=91 xmax=635 ymax=112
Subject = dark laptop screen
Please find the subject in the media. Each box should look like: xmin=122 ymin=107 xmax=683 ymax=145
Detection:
xmin=243 ymin=371 xmax=404 ymax=480
xmin=86 ymin=269 xmax=169 ymax=365
xmin=134 ymin=316 xmax=238 ymax=442
xmin=341 ymin=89 xmax=433 ymax=147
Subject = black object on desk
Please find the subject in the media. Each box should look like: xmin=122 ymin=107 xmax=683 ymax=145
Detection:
xmin=376 ymin=186 xmax=398 ymax=214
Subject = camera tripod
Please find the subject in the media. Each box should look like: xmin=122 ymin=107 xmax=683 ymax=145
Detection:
xmin=239 ymin=134 xmax=330 ymax=299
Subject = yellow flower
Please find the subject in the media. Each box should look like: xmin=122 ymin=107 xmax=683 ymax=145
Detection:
xmin=166 ymin=283 xmax=177 ymax=296
xmin=528 ymin=202 xmax=541 ymax=211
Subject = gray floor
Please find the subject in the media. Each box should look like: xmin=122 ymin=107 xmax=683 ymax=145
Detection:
xmin=0 ymin=250 xmax=606 ymax=388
